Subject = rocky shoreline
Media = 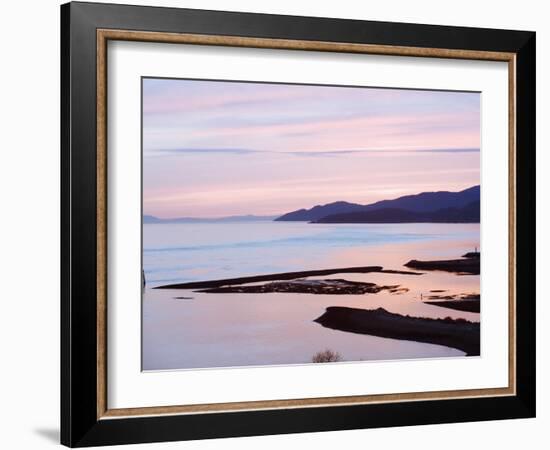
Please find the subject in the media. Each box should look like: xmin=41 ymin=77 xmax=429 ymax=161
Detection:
xmin=154 ymin=266 xmax=422 ymax=290
xmin=314 ymin=306 xmax=480 ymax=356
xmin=424 ymin=299 xmax=480 ymax=313
xmin=424 ymin=292 xmax=480 ymax=313
xmin=404 ymin=255 xmax=480 ymax=274
xmin=152 ymin=253 xmax=479 ymax=355
xmin=197 ymin=278 xmax=401 ymax=295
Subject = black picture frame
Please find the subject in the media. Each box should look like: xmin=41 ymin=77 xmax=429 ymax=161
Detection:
xmin=61 ymin=1 xmax=536 ymax=447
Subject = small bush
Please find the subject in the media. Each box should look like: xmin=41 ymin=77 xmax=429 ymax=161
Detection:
xmin=312 ymin=349 xmax=342 ymax=363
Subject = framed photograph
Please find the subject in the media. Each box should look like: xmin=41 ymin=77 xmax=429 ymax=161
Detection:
xmin=61 ymin=2 xmax=536 ymax=447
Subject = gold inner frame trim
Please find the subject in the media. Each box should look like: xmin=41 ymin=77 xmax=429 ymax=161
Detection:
xmin=96 ymin=28 xmax=517 ymax=420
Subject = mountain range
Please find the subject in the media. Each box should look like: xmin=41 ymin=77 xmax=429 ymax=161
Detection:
xmin=275 ymin=185 xmax=480 ymax=224
xmin=143 ymin=214 xmax=278 ymax=224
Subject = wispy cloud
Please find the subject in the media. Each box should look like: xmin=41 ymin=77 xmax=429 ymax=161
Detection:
xmin=413 ymin=148 xmax=480 ymax=153
xmin=142 ymin=78 xmax=480 ymax=217
xmin=148 ymin=148 xmax=262 ymax=156
xmin=146 ymin=147 xmax=480 ymax=158
xmin=284 ymin=148 xmax=479 ymax=157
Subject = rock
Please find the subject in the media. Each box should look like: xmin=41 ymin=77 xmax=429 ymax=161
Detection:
xmin=314 ymin=306 xmax=480 ymax=356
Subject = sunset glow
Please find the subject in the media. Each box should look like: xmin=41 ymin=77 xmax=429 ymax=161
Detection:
xmin=143 ymin=78 xmax=480 ymax=218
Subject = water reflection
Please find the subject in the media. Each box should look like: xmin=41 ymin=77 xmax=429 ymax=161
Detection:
xmin=143 ymin=223 xmax=479 ymax=370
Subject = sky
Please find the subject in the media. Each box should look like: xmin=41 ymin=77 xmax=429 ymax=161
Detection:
xmin=143 ymin=78 xmax=480 ymax=219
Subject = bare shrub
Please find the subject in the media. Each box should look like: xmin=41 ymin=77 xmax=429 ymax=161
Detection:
xmin=312 ymin=349 xmax=342 ymax=363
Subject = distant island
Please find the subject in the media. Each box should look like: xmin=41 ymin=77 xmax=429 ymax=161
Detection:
xmin=275 ymin=185 xmax=480 ymax=224
xmin=144 ymin=186 xmax=480 ymax=225
xmin=143 ymin=214 xmax=278 ymax=224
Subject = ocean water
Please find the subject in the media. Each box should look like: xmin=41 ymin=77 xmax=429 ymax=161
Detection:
xmin=143 ymin=222 xmax=480 ymax=370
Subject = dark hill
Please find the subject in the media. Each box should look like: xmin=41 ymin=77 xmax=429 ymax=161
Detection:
xmin=274 ymin=201 xmax=366 ymax=221
xmin=314 ymin=201 xmax=480 ymax=223
xmin=275 ymin=186 xmax=480 ymax=222
xmin=360 ymin=185 xmax=479 ymax=213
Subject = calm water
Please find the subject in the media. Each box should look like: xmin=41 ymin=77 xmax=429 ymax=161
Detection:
xmin=143 ymin=222 xmax=480 ymax=370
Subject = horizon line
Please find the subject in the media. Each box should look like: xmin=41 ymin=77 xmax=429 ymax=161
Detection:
xmin=144 ymin=184 xmax=480 ymax=220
